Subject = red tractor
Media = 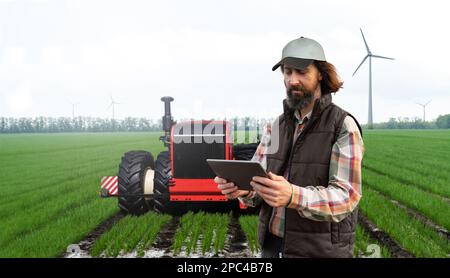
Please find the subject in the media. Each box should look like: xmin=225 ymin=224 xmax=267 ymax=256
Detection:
xmin=100 ymin=96 xmax=259 ymax=215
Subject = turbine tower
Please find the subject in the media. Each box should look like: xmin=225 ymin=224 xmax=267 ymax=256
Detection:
xmin=415 ymin=100 xmax=431 ymax=122
xmin=353 ymin=28 xmax=394 ymax=129
xmin=68 ymin=99 xmax=79 ymax=118
xmin=107 ymin=96 xmax=120 ymax=120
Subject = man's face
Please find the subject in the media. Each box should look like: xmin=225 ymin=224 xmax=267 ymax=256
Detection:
xmin=283 ymin=63 xmax=322 ymax=110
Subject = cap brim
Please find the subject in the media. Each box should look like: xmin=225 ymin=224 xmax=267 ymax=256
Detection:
xmin=272 ymin=57 xmax=314 ymax=71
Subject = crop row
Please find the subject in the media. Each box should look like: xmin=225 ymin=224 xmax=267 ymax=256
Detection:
xmin=363 ymin=168 xmax=449 ymax=230
xmin=172 ymin=211 xmax=230 ymax=256
xmin=359 ymin=187 xmax=449 ymax=257
xmin=238 ymin=215 xmax=260 ymax=254
xmin=362 ymin=159 xmax=450 ymax=198
xmin=0 ymin=133 xmax=164 ymax=258
xmin=90 ymin=212 xmax=172 ymax=257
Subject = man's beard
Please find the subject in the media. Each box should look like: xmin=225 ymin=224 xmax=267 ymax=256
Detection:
xmin=286 ymin=85 xmax=316 ymax=110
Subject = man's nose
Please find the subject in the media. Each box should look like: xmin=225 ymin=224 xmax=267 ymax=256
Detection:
xmin=288 ymin=74 xmax=302 ymax=86
xmin=287 ymin=71 xmax=302 ymax=86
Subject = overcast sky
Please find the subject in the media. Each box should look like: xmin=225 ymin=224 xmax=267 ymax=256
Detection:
xmin=1 ymin=0 xmax=449 ymax=124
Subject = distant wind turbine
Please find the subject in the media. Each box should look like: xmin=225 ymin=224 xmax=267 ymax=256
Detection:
xmin=353 ymin=28 xmax=395 ymax=129
xmin=107 ymin=96 xmax=120 ymax=120
xmin=415 ymin=100 xmax=431 ymax=122
xmin=68 ymin=99 xmax=80 ymax=118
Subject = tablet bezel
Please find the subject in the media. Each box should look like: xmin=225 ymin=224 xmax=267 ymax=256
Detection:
xmin=206 ymin=159 xmax=268 ymax=191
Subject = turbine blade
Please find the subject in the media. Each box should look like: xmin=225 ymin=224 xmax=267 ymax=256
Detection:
xmin=352 ymin=55 xmax=369 ymax=76
xmin=425 ymin=100 xmax=432 ymax=106
xmin=372 ymin=54 xmax=395 ymax=60
xmin=360 ymin=28 xmax=371 ymax=54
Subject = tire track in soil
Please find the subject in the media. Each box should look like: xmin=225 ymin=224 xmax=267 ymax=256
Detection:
xmin=65 ymin=209 xmax=256 ymax=258
xmin=62 ymin=211 xmax=125 ymax=257
xmin=223 ymin=212 xmax=256 ymax=258
xmin=370 ymin=188 xmax=449 ymax=241
xmin=151 ymin=216 xmax=180 ymax=257
xmin=152 ymin=212 xmax=256 ymax=258
xmin=357 ymin=213 xmax=414 ymax=258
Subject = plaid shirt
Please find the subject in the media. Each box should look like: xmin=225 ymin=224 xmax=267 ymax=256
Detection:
xmin=239 ymin=110 xmax=364 ymax=238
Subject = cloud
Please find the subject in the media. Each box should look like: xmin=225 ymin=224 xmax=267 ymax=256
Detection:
xmin=7 ymin=83 xmax=33 ymax=116
xmin=2 ymin=47 xmax=26 ymax=65
xmin=0 ymin=0 xmax=449 ymax=123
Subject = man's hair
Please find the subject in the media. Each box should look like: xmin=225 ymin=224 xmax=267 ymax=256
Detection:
xmin=313 ymin=61 xmax=343 ymax=95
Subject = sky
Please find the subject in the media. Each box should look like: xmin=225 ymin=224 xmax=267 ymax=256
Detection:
xmin=0 ymin=0 xmax=449 ymax=124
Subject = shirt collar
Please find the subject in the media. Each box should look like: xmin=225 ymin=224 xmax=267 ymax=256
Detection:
xmin=294 ymin=109 xmax=312 ymax=124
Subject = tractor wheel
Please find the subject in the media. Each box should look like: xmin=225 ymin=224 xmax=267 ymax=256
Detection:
xmin=118 ymin=150 xmax=154 ymax=215
xmin=153 ymin=151 xmax=176 ymax=214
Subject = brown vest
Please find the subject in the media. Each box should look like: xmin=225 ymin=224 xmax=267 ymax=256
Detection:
xmin=259 ymin=93 xmax=362 ymax=258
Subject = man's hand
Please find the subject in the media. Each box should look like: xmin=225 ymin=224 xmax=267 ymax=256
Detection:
xmin=214 ymin=176 xmax=250 ymax=199
xmin=250 ymin=172 xmax=293 ymax=207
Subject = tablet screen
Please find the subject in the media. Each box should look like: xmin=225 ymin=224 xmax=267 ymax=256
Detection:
xmin=207 ymin=159 xmax=268 ymax=191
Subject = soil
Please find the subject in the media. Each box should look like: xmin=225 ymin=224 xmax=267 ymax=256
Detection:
xmin=64 ymin=211 xmax=260 ymax=258
xmin=357 ymin=213 xmax=414 ymax=258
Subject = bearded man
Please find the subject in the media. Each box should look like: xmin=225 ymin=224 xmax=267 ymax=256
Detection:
xmin=215 ymin=37 xmax=364 ymax=258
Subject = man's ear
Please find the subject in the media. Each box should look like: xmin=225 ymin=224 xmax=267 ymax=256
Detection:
xmin=318 ymin=71 xmax=323 ymax=81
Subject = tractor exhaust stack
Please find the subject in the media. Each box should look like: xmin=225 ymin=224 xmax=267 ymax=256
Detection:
xmin=160 ymin=96 xmax=175 ymax=146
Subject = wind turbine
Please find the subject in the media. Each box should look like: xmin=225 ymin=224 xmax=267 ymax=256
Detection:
xmin=415 ymin=100 xmax=431 ymax=122
xmin=67 ymin=99 xmax=79 ymax=118
xmin=107 ymin=96 xmax=120 ymax=120
xmin=353 ymin=28 xmax=394 ymax=129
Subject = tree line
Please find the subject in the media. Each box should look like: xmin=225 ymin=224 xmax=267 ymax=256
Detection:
xmin=361 ymin=114 xmax=450 ymax=129
xmin=0 ymin=116 xmax=274 ymax=133
xmin=1 ymin=114 xmax=449 ymax=133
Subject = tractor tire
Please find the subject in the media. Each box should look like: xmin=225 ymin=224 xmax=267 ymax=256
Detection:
xmin=118 ymin=150 xmax=154 ymax=215
xmin=153 ymin=151 xmax=175 ymax=214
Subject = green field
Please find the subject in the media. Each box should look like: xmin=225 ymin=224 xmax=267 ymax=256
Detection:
xmin=90 ymin=212 xmax=172 ymax=257
xmin=0 ymin=130 xmax=449 ymax=258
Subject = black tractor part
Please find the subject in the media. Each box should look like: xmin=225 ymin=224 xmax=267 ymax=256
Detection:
xmin=118 ymin=151 xmax=154 ymax=215
xmin=153 ymin=151 xmax=175 ymax=214
xmin=233 ymin=142 xmax=259 ymax=160
xmin=232 ymin=142 xmax=262 ymax=215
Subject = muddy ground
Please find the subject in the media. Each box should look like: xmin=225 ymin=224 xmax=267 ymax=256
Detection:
xmin=64 ymin=212 xmax=260 ymax=258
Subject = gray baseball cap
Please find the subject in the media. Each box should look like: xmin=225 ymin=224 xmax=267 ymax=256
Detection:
xmin=272 ymin=37 xmax=326 ymax=71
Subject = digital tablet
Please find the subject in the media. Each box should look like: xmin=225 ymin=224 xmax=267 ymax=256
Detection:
xmin=206 ymin=159 xmax=268 ymax=191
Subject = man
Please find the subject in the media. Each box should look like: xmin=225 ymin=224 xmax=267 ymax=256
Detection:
xmin=215 ymin=37 xmax=364 ymax=258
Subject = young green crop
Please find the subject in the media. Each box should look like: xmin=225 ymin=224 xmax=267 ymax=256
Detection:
xmin=136 ymin=213 xmax=172 ymax=257
xmin=363 ymin=158 xmax=450 ymax=198
xmin=0 ymin=132 xmax=164 ymax=258
xmin=239 ymin=215 xmax=260 ymax=254
xmin=186 ymin=212 xmax=204 ymax=255
xmin=213 ymin=213 xmax=230 ymax=255
xmin=90 ymin=212 xmax=172 ymax=257
xmin=354 ymin=225 xmax=391 ymax=258
xmin=172 ymin=212 xmax=230 ymax=256
xmin=1 ymin=130 xmax=450 ymax=257
xmin=363 ymin=169 xmax=450 ymax=230
xmin=359 ymin=187 xmax=450 ymax=257
xmin=172 ymin=211 xmax=195 ymax=255
xmin=363 ymin=130 xmax=450 ymax=197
